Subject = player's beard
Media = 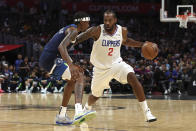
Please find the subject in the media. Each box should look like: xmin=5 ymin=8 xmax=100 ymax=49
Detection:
xmin=104 ymin=24 xmax=115 ymax=32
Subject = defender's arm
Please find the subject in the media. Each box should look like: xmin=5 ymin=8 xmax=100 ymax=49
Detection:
xmin=58 ymin=28 xmax=77 ymax=66
xmin=75 ymin=26 xmax=100 ymax=45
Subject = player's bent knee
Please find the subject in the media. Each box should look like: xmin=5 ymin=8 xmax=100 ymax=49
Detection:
xmin=90 ymin=94 xmax=100 ymax=100
xmin=127 ymin=72 xmax=138 ymax=83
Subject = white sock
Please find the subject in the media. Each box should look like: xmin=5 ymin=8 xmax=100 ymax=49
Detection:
xmin=139 ymin=100 xmax=148 ymax=112
xmin=75 ymin=103 xmax=83 ymax=115
xmin=85 ymin=102 xmax=92 ymax=110
xmin=30 ymin=86 xmax=33 ymax=90
xmin=59 ymin=106 xmax=67 ymax=117
xmin=26 ymin=84 xmax=29 ymax=90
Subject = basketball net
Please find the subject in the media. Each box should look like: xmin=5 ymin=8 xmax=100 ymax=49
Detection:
xmin=176 ymin=15 xmax=189 ymax=28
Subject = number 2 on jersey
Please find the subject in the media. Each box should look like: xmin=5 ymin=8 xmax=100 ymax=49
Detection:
xmin=108 ymin=48 xmax=113 ymax=56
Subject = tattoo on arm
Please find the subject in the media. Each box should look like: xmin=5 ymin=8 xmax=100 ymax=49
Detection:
xmin=124 ymin=38 xmax=144 ymax=47
xmin=61 ymin=30 xmax=77 ymax=49
xmin=58 ymin=29 xmax=78 ymax=65
xmin=75 ymin=26 xmax=98 ymax=45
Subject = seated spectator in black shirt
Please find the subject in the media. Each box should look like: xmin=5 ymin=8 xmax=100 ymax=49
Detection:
xmin=153 ymin=65 xmax=168 ymax=95
xmin=9 ymin=72 xmax=22 ymax=92
xmin=25 ymin=71 xmax=40 ymax=93
xmin=19 ymin=56 xmax=30 ymax=91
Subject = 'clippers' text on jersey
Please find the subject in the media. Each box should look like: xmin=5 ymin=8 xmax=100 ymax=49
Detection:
xmin=102 ymin=40 xmax=120 ymax=47
xmin=90 ymin=24 xmax=123 ymax=69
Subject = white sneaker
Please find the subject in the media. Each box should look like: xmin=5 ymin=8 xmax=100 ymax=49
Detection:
xmin=72 ymin=110 xmax=96 ymax=125
xmin=58 ymin=87 xmax=64 ymax=93
xmin=41 ymin=88 xmax=46 ymax=94
xmin=108 ymin=88 xmax=112 ymax=94
xmin=178 ymin=90 xmax=181 ymax=95
xmin=28 ymin=87 xmax=33 ymax=93
xmin=144 ymin=108 xmax=157 ymax=122
xmin=168 ymin=88 xmax=171 ymax=93
xmin=21 ymin=89 xmax=28 ymax=93
xmin=15 ymin=87 xmax=19 ymax=92
xmin=147 ymin=91 xmax=152 ymax=95
xmin=164 ymin=90 xmax=168 ymax=95
xmin=7 ymin=87 xmax=11 ymax=93
xmin=53 ymin=87 xmax=59 ymax=93
xmin=55 ymin=114 xmax=72 ymax=125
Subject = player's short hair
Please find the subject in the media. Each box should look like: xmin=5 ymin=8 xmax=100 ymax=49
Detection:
xmin=73 ymin=11 xmax=90 ymax=25
xmin=104 ymin=10 xmax=117 ymax=18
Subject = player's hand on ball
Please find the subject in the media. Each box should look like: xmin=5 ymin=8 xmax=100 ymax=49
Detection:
xmin=142 ymin=41 xmax=158 ymax=60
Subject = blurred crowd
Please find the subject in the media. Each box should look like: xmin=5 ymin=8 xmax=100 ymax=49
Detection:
xmin=0 ymin=54 xmax=93 ymax=94
xmin=1 ymin=52 xmax=195 ymax=95
xmin=0 ymin=0 xmax=196 ymax=95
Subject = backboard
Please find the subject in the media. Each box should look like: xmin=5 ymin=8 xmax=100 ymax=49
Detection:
xmin=160 ymin=0 xmax=196 ymax=28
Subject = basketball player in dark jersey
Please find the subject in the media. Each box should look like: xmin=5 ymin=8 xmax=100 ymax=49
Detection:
xmin=39 ymin=12 xmax=96 ymax=125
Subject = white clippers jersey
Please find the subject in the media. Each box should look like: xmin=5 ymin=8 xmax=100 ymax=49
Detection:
xmin=90 ymin=24 xmax=123 ymax=69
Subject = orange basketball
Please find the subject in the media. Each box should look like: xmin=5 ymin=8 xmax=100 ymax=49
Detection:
xmin=141 ymin=42 xmax=158 ymax=60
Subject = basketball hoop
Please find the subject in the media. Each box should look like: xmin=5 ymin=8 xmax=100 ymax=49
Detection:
xmin=176 ymin=15 xmax=189 ymax=28
xmin=160 ymin=1 xmax=196 ymax=28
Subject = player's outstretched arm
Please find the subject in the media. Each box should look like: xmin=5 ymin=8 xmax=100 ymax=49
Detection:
xmin=75 ymin=26 xmax=100 ymax=45
xmin=122 ymin=27 xmax=144 ymax=47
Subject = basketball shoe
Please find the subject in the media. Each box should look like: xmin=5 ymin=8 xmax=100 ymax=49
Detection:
xmin=144 ymin=108 xmax=157 ymax=122
xmin=72 ymin=110 xmax=96 ymax=125
xmin=55 ymin=114 xmax=73 ymax=125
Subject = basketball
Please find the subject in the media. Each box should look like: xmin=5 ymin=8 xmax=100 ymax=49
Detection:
xmin=141 ymin=42 xmax=158 ymax=60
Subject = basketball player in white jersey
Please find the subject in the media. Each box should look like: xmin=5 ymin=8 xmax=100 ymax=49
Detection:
xmin=74 ymin=10 xmax=157 ymax=122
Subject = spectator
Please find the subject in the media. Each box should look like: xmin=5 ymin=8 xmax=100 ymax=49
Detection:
xmin=19 ymin=56 xmax=30 ymax=91
xmin=0 ymin=56 xmax=8 ymax=67
xmin=40 ymin=72 xmax=52 ymax=94
xmin=142 ymin=66 xmax=153 ymax=94
xmin=15 ymin=54 xmax=23 ymax=72
xmin=153 ymin=65 xmax=168 ymax=94
xmin=25 ymin=71 xmax=40 ymax=93
xmin=9 ymin=72 xmax=22 ymax=92
xmin=53 ymin=79 xmax=66 ymax=93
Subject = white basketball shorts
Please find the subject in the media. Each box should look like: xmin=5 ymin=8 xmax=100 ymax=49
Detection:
xmin=91 ymin=61 xmax=134 ymax=97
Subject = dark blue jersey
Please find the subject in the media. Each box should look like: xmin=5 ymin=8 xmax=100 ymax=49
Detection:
xmin=39 ymin=24 xmax=77 ymax=71
xmin=44 ymin=24 xmax=77 ymax=53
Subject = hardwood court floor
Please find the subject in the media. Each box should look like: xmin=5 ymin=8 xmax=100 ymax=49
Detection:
xmin=0 ymin=93 xmax=196 ymax=131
